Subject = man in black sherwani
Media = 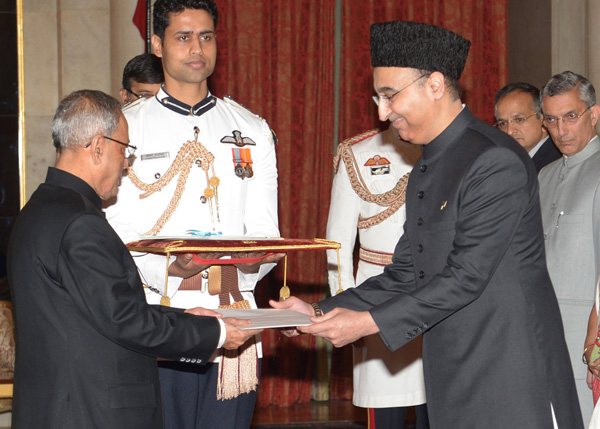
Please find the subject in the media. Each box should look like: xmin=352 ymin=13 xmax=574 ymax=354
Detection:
xmin=273 ymin=21 xmax=583 ymax=428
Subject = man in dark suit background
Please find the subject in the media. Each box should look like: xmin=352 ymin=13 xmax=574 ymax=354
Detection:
xmin=494 ymin=82 xmax=562 ymax=172
xmin=272 ymin=21 xmax=582 ymax=428
xmin=119 ymin=53 xmax=164 ymax=105
xmin=7 ymin=90 xmax=260 ymax=428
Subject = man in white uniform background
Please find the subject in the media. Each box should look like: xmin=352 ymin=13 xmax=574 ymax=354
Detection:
xmin=326 ymin=125 xmax=427 ymax=427
xmin=105 ymin=0 xmax=281 ymax=427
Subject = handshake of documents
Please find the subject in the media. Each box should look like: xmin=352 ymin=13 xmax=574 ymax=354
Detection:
xmin=215 ymin=308 xmax=313 ymax=330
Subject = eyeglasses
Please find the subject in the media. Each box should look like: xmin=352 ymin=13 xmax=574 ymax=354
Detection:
xmin=126 ymin=89 xmax=151 ymax=100
xmin=543 ymin=107 xmax=591 ymax=128
xmin=494 ymin=113 xmax=537 ymax=130
xmin=375 ymin=74 xmax=429 ymax=106
xmin=85 ymin=135 xmax=137 ymax=158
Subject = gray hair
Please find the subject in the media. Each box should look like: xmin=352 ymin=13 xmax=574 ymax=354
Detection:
xmin=541 ymin=70 xmax=596 ymax=110
xmin=51 ymin=90 xmax=122 ymax=150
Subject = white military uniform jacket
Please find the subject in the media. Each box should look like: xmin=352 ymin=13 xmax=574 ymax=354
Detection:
xmin=106 ymin=87 xmax=280 ymax=361
xmin=326 ymin=127 xmax=426 ymax=408
xmin=539 ymin=135 xmax=600 ymax=421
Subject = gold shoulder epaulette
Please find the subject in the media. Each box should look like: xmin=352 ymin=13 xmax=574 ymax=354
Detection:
xmin=333 ymin=129 xmax=381 ymax=173
xmin=347 ymin=129 xmax=381 ymax=146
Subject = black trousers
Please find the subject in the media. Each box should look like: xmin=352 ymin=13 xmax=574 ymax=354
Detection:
xmin=158 ymin=359 xmax=261 ymax=429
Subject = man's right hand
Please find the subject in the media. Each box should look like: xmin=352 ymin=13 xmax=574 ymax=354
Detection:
xmin=222 ymin=318 xmax=263 ymax=350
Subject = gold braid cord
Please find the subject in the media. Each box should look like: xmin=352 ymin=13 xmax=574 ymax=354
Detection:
xmin=127 ymin=139 xmax=215 ymax=236
xmin=334 ymin=131 xmax=409 ymax=229
xmin=333 ymin=129 xmax=379 ymax=174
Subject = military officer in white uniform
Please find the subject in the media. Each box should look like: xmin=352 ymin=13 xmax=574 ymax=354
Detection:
xmin=105 ymin=1 xmax=280 ymax=428
xmin=326 ymin=126 xmax=428 ymax=427
xmin=108 ymin=89 xmax=279 ymax=309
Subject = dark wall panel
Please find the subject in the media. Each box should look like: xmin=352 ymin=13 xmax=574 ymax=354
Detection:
xmin=0 ymin=2 xmax=19 ymax=285
xmin=0 ymin=1 xmax=16 ymax=12
xmin=507 ymin=0 xmax=552 ymax=89
xmin=0 ymin=10 xmax=18 ymax=116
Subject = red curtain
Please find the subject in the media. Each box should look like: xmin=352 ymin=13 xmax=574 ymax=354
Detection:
xmin=338 ymin=0 xmax=508 ymax=142
xmin=132 ymin=0 xmax=148 ymax=50
xmin=210 ymin=0 xmax=337 ymax=407
xmin=208 ymin=0 xmax=507 ymax=408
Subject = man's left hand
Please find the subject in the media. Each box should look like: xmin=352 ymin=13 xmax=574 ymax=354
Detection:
xmin=298 ymin=307 xmax=379 ymax=348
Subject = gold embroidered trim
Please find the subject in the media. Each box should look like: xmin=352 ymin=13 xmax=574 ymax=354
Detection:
xmin=333 ymin=131 xmax=410 ymax=229
xmin=359 ymin=246 xmax=393 ymax=266
xmin=127 ymin=238 xmax=341 ymax=255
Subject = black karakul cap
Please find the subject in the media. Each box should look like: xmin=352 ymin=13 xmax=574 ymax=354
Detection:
xmin=370 ymin=21 xmax=471 ymax=81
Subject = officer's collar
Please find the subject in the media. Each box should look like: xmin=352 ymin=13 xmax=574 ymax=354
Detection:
xmin=156 ymin=85 xmax=217 ymax=117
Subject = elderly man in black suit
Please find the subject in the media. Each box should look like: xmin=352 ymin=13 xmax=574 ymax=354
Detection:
xmin=7 ymin=90 xmax=260 ymax=429
xmin=272 ymin=21 xmax=582 ymax=428
xmin=494 ymin=82 xmax=561 ymax=172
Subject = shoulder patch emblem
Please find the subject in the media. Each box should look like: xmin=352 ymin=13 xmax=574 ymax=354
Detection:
xmin=365 ymin=155 xmax=391 ymax=175
xmin=364 ymin=155 xmax=391 ymax=166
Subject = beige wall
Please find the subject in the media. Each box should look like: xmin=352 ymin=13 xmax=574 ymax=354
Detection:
xmin=508 ymin=0 xmax=600 ymax=90
xmin=22 ymin=0 xmax=143 ymax=198
xmin=552 ymin=0 xmax=588 ymax=78
xmin=587 ymin=0 xmax=600 ymax=91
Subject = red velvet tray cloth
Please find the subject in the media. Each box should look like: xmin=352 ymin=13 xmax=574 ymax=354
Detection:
xmin=126 ymin=237 xmax=341 ymax=255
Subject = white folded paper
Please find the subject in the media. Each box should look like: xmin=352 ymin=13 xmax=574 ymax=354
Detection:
xmin=215 ymin=308 xmax=313 ymax=330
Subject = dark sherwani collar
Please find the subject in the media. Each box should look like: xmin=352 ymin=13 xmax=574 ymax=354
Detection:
xmin=155 ymin=85 xmax=217 ymax=117
xmin=45 ymin=167 xmax=103 ymax=212
xmin=562 ymin=135 xmax=600 ymax=168
xmin=421 ymin=106 xmax=474 ymax=161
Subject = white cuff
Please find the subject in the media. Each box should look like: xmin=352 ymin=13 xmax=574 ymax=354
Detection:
xmin=217 ymin=318 xmax=226 ymax=348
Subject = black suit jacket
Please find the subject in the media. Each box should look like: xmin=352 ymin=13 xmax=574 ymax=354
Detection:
xmin=321 ymin=108 xmax=582 ymax=428
xmin=7 ymin=168 xmax=220 ymax=428
xmin=532 ymin=135 xmax=562 ymax=172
